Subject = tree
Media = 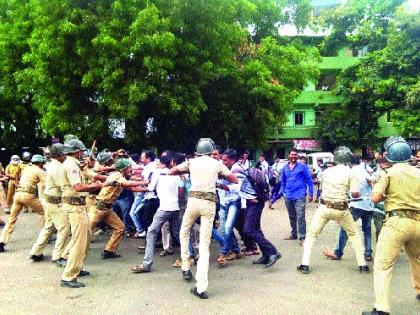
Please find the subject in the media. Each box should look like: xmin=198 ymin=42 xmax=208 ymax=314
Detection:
xmin=0 ymin=0 xmax=320 ymax=152
xmin=316 ymin=2 xmax=419 ymax=149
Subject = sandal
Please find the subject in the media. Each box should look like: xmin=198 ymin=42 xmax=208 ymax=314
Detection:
xmin=172 ymin=259 xmax=182 ymax=268
xmin=131 ymin=264 xmax=151 ymax=273
xmin=322 ymin=249 xmax=340 ymax=260
xmin=217 ymin=254 xmax=227 ymax=266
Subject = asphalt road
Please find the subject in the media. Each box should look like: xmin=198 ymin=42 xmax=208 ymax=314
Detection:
xmin=0 ymin=202 xmax=418 ymax=315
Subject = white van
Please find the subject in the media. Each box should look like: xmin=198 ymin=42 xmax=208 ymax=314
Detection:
xmin=307 ymin=152 xmax=334 ymax=172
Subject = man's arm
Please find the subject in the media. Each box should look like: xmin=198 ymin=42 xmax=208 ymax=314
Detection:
xmin=304 ymin=165 xmax=314 ymax=201
xmin=371 ymin=173 xmax=389 ymax=203
xmin=73 ymin=182 xmax=103 ymax=193
xmin=168 ymin=165 xmax=189 ymax=175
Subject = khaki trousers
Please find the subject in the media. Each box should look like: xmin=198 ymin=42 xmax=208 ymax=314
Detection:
xmin=0 ymin=184 xmax=8 ymax=209
xmin=30 ymin=202 xmax=70 ymax=260
xmin=180 ymin=197 xmax=215 ymax=294
xmin=374 ymin=215 xmax=420 ymax=313
xmin=62 ymin=204 xmax=91 ymax=282
xmin=6 ymin=180 xmax=16 ymax=207
xmin=89 ymin=206 xmax=125 ymax=253
xmin=0 ymin=192 xmax=44 ymax=244
xmin=302 ymin=204 xmax=366 ymax=266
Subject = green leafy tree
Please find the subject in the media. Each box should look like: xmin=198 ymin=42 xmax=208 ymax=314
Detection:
xmin=316 ymin=3 xmax=419 ymax=148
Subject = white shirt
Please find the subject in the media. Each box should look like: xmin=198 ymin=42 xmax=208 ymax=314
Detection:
xmin=143 ymin=161 xmax=157 ymax=199
xmin=148 ymin=168 xmax=183 ymax=211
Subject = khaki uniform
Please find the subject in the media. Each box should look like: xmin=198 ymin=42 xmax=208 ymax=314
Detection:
xmin=0 ymin=165 xmax=45 ymax=244
xmin=177 ymin=156 xmax=231 ymax=294
xmin=301 ymin=164 xmax=366 ymax=267
xmin=371 ymin=163 xmax=420 ymax=313
xmin=89 ymin=172 xmax=126 ymax=253
xmin=5 ymin=163 xmax=20 ymax=207
xmin=30 ymin=159 xmax=70 ymax=260
xmin=61 ymin=156 xmax=91 ymax=282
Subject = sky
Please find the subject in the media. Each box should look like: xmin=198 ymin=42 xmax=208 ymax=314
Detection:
xmin=278 ymin=0 xmax=420 ymax=36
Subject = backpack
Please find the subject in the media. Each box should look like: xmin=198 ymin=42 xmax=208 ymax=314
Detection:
xmin=247 ymin=167 xmax=270 ymax=202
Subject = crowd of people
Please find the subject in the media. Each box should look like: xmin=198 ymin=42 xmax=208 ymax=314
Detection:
xmin=0 ymin=135 xmax=418 ymax=315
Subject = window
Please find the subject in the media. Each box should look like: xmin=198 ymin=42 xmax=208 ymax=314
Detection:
xmin=294 ymin=111 xmax=304 ymax=125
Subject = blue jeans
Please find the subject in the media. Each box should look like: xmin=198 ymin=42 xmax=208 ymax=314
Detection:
xmin=284 ymin=197 xmax=307 ymax=239
xmin=113 ymin=191 xmax=134 ymax=231
xmin=244 ymin=200 xmax=278 ymax=257
xmin=270 ymin=182 xmax=282 ymax=204
xmin=219 ymin=201 xmax=240 ymax=255
xmin=129 ymin=193 xmax=145 ymax=233
xmin=212 ymin=228 xmax=224 ymax=246
xmin=334 ymin=207 xmax=373 ymax=258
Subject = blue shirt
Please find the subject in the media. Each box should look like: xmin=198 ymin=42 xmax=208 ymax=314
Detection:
xmin=281 ymin=162 xmax=314 ymax=199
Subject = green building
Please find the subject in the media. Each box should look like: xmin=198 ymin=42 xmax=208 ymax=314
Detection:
xmin=263 ymin=46 xmax=401 ymax=160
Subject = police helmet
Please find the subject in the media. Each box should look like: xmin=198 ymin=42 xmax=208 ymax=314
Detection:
xmin=195 ymin=138 xmax=215 ymax=156
xmin=333 ymin=146 xmax=353 ymax=164
xmin=115 ymin=158 xmax=131 ymax=171
xmin=64 ymin=139 xmax=86 ymax=154
xmin=50 ymin=143 xmax=65 ymax=157
xmin=97 ymin=151 xmax=113 ymax=165
xmin=21 ymin=151 xmax=32 ymax=162
xmin=385 ymin=138 xmax=412 ymax=163
xmin=31 ymin=154 xmax=45 ymax=164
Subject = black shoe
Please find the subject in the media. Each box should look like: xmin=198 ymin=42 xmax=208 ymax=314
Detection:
xmin=78 ymin=270 xmax=90 ymax=277
xmin=182 ymin=270 xmax=192 ymax=281
xmin=297 ymin=264 xmax=310 ymax=274
xmin=101 ymin=250 xmax=121 ymax=259
xmin=30 ymin=254 xmax=44 ymax=262
xmin=53 ymin=258 xmax=67 ymax=268
xmin=265 ymin=252 xmax=281 ymax=268
xmin=416 ymin=293 xmax=420 ymax=301
xmin=252 ymin=256 xmax=269 ymax=264
xmin=359 ymin=265 xmax=370 ymax=273
xmin=60 ymin=279 xmax=85 ymax=288
xmin=0 ymin=242 xmax=4 ymax=252
xmin=191 ymin=286 xmax=208 ymax=299
xmin=361 ymin=308 xmax=390 ymax=315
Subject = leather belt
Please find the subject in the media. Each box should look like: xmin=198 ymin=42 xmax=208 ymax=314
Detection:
xmin=96 ymin=200 xmax=113 ymax=210
xmin=320 ymin=199 xmax=348 ymax=210
xmin=189 ymin=191 xmax=216 ymax=203
xmin=62 ymin=196 xmax=86 ymax=206
xmin=44 ymin=195 xmax=62 ymax=204
xmin=387 ymin=209 xmax=419 ymax=221
xmin=17 ymin=187 xmax=36 ymax=194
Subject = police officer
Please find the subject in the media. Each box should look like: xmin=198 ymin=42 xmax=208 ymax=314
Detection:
xmin=29 ymin=143 xmax=70 ymax=266
xmin=4 ymin=155 xmax=21 ymax=213
xmin=363 ymin=138 xmax=420 ymax=315
xmin=60 ymin=139 xmax=103 ymax=288
xmin=297 ymin=146 xmax=369 ymax=274
xmin=169 ymin=138 xmax=238 ymax=299
xmin=0 ymin=155 xmax=46 ymax=253
xmin=90 ymin=158 xmax=141 ymax=259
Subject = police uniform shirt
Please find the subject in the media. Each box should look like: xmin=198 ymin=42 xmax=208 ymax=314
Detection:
xmin=372 ymin=163 xmax=420 ymax=212
xmin=177 ymin=155 xmax=231 ymax=194
xmin=18 ymin=165 xmax=45 ymax=192
xmin=321 ymin=164 xmax=359 ymax=202
xmin=5 ymin=163 xmax=20 ymax=180
xmin=60 ymin=156 xmax=85 ymax=197
xmin=44 ymin=158 xmax=62 ymax=197
xmin=96 ymin=171 xmax=128 ymax=204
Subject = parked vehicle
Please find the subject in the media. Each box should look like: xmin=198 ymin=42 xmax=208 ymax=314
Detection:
xmin=306 ymin=152 xmax=334 ymax=172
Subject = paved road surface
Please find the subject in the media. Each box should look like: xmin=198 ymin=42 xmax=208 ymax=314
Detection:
xmin=0 ymin=202 xmax=417 ymax=315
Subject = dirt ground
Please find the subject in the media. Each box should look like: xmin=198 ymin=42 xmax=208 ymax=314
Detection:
xmin=0 ymin=201 xmax=418 ymax=315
